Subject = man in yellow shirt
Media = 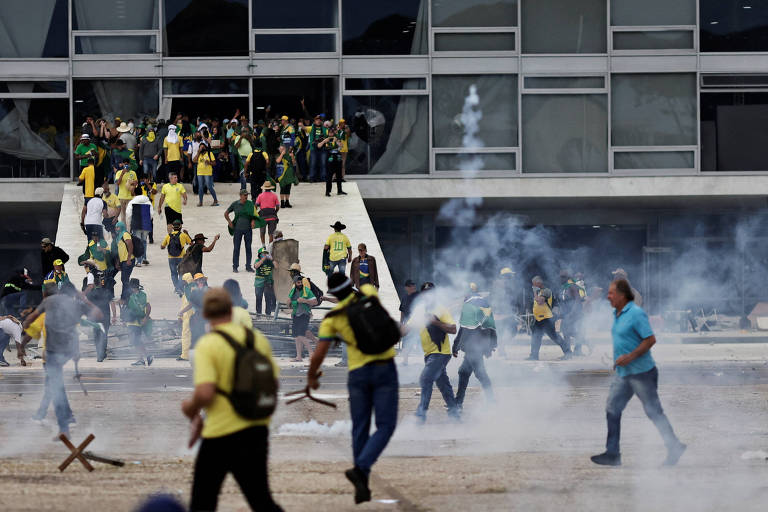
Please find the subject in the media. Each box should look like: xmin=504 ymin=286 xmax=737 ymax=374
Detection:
xmin=409 ymin=282 xmax=459 ymax=423
xmin=77 ymin=158 xmax=96 ymax=202
xmin=161 ymin=219 xmax=192 ymax=295
xmin=101 ymin=184 xmax=121 ymax=239
xmin=308 ymin=273 xmax=397 ymax=505
xmin=162 ymin=125 xmax=183 ymax=180
xmin=193 ymin=142 xmax=219 ymax=207
xmin=529 ymin=276 xmax=572 ymax=361
xmin=115 ymin=159 xmax=137 ymax=223
xmin=157 ymin=172 xmax=187 ymax=233
xmin=324 ymin=221 xmax=352 ymax=276
xmin=181 ymin=288 xmax=283 ymax=511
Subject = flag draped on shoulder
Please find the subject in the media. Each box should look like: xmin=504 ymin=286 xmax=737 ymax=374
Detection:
xmin=459 ymin=294 xmax=497 ymax=330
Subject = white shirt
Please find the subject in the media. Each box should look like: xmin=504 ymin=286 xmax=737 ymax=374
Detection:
xmin=0 ymin=318 xmax=22 ymax=343
xmin=120 ymin=132 xmax=137 ymax=151
xmin=84 ymin=197 xmax=105 ymax=225
xmin=188 ymin=140 xmax=201 ymax=160
xmin=86 ymin=273 xmax=95 ymax=286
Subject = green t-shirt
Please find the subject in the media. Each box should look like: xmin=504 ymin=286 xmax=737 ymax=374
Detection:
xmin=75 ymin=143 xmax=97 ymax=167
xmin=289 ymin=285 xmax=316 ymax=317
xmin=226 ymin=200 xmax=255 ymax=231
xmin=254 ymin=258 xmax=274 ymax=286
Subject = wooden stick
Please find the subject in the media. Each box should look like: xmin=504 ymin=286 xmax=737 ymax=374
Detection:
xmin=83 ymin=451 xmax=125 ymax=467
xmin=58 ymin=434 xmax=95 ymax=472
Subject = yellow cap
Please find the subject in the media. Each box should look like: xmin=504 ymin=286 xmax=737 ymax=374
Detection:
xmin=281 ymin=115 xmax=289 ymax=121
xmin=339 ymin=118 xmax=345 ymax=123
xmin=193 ymin=273 xmax=205 ymax=280
xmin=53 ymin=259 xmax=63 ymax=266
xmin=500 ymin=267 xmax=515 ymax=276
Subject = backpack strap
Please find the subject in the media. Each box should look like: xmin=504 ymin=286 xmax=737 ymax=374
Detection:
xmin=212 ymin=328 xmax=250 ymax=397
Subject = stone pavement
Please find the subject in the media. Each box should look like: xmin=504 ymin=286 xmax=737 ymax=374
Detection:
xmin=55 ymin=181 xmax=397 ymax=319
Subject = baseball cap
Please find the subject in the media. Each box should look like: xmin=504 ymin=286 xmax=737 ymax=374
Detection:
xmin=281 ymin=115 xmax=289 ymax=121
xmin=193 ymin=273 xmax=206 ymax=280
xmin=172 ymin=219 xmax=182 ymax=226
xmin=41 ymin=237 xmax=52 ymax=245
xmin=94 ymin=187 xmax=104 ymax=196
xmin=53 ymin=259 xmax=63 ymax=266
xmin=239 ymin=189 xmax=249 ymax=195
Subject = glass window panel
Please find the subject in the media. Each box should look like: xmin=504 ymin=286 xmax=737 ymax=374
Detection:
xmin=522 ymin=94 xmax=608 ymax=172
xmin=432 ymin=75 xmax=518 ymax=148
xmin=702 ymin=75 xmax=768 ymax=87
xmin=252 ymin=77 xmax=336 ymax=121
xmin=611 ymin=0 xmax=695 ymax=26
xmin=0 ymin=0 xmax=67 ymax=58
xmin=164 ymin=79 xmax=248 ymax=95
xmin=73 ymin=79 xmax=159 ymax=127
xmin=434 ymin=33 xmax=516 ymax=52
xmin=342 ymin=1 xmax=428 ymax=55
xmin=521 ymin=0 xmax=606 ymax=54
xmin=611 ymin=73 xmax=697 ymax=146
xmin=165 ymin=0 xmax=248 ymax=57
xmin=701 ymin=92 xmax=768 ymax=172
xmin=0 ymin=82 xmax=66 ymax=94
xmin=342 ymin=95 xmax=429 ymax=174
xmin=73 ymin=0 xmax=158 ymax=29
xmin=253 ymin=33 xmax=335 ymax=53
xmin=701 ymin=1 xmax=768 ymax=52
xmin=432 ymin=0 xmax=518 ymax=27
xmin=345 ymin=78 xmax=426 ymax=90
xmin=614 ymin=151 xmax=694 ymax=169
xmin=524 ymin=76 xmax=604 ymax=89
xmin=75 ymin=35 xmax=156 ymax=54
xmin=252 ymin=0 xmax=337 ymax=28
xmin=0 ymin=98 xmax=70 ymax=178
xmin=435 ymin=152 xmax=516 ymax=171
xmin=613 ymin=31 xmax=694 ymax=50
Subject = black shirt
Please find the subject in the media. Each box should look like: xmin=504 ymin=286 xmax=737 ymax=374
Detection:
xmin=399 ymin=291 xmax=419 ymax=321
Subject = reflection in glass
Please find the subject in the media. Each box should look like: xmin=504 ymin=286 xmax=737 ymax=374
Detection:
xmin=345 ymin=78 xmax=426 ymax=90
xmin=75 ymin=36 xmax=157 ymax=54
xmin=521 ymin=0 xmax=606 ymax=54
xmin=73 ymin=0 xmax=158 ymax=29
xmin=432 ymin=0 xmax=517 ymax=27
xmin=611 ymin=74 xmax=696 ymax=146
xmin=252 ymin=78 xmax=335 ymax=120
xmin=0 ymin=98 xmax=70 ymax=178
xmin=253 ymin=34 xmax=335 ymax=53
xmin=342 ymin=0 xmax=428 ymax=55
xmin=164 ymin=79 xmax=249 ymax=95
xmin=613 ymin=31 xmax=693 ymax=51
xmin=432 ymin=75 xmax=518 ymax=148
xmin=701 ymin=1 xmax=768 ymax=52
xmin=434 ymin=33 xmax=515 ymax=52
xmin=343 ymin=95 xmax=428 ymax=174
xmin=165 ymin=0 xmax=248 ymax=57
xmin=522 ymin=94 xmax=607 ymax=172
xmin=435 ymin=152 xmax=516 ymax=171
xmin=614 ymin=151 xmax=694 ymax=169
xmin=701 ymin=92 xmax=768 ymax=171
xmin=252 ymin=0 xmax=337 ymax=28
xmin=524 ymin=76 xmax=604 ymax=89
xmin=73 ymin=79 xmax=159 ymax=125
xmin=0 ymin=82 xmax=66 ymax=94
xmin=0 ymin=0 xmax=68 ymax=58
xmin=611 ymin=0 xmax=695 ymax=26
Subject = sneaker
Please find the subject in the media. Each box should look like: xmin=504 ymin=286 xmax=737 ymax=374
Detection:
xmin=176 ymin=356 xmax=188 ymax=361
xmin=147 ymin=355 xmax=154 ymax=366
xmin=245 ymin=267 xmax=254 ymax=273
xmin=143 ymin=260 xmax=150 ymax=265
xmin=134 ymin=262 xmax=142 ymax=268
xmin=131 ymin=359 xmax=145 ymax=366
xmin=344 ymin=467 xmax=371 ymax=504
xmin=560 ymin=351 xmax=574 ymax=360
xmin=211 ymin=202 xmax=220 ymax=207
xmin=525 ymin=355 xmax=538 ymax=361
xmin=0 ymin=359 xmax=9 ymax=367
xmin=663 ymin=442 xmax=687 ymax=466
xmin=325 ymin=193 xmax=331 ymax=197
xmin=233 ymin=267 xmax=239 ymax=273
xmin=338 ymin=191 xmax=348 ymax=195
xmin=590 ymin=452 xmax=622 ymax=466
xmin=196 ymin=203 xmax=203 ymax=207
xmin=334 ymin=361 xmax=347 ymax=367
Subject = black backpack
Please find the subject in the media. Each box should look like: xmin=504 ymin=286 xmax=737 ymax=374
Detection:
xmin=167 ymin=232 xmax=183 ymax=257
xmin=214 ymin=328 xmax=278 ymax=420
xmin=131 ymin=234 xmax=145 ymax=259
xmin=329 ymin=292 xmax=400 ymax=355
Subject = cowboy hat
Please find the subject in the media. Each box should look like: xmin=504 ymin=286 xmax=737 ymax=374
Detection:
xmin=116 ymin=122 xmax=131 ymax=133
xmin=193 ymin=233 xmax=207 ymax=241
xmin=261 ymin=181 xmax=275 ymax=190
xmin=129 ymin=278 xmax=143 ymax=289
xmin=181 ymin=272 xmax=194 ymax=283
xmin=330 ymin=221 xmax=346 ymax=230
xmin=289 ymin=263 xmax=301 ymax=271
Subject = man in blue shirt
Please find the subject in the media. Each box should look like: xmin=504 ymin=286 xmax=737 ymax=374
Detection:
xmin=591 ymin=279 xmax=686 ymax=467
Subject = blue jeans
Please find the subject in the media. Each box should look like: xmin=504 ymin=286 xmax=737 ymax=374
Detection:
xmin=197 ymin=174 xmax=218 ymax=204
xmin=143 ymin=158 xmax=158 ymax=180
xmin=348 ymin=359 xmax=398 ymax=476
xmin=133 ymin=229 xmax=149 ymax=265
xmin=329 ymin=259 xmax=347 ymax=276
xmin=120 ymin=260 xmax=134 ymax=300
xmin=168 ymin=258 xmax=181 ymax=293
xmin=309 ymin=149 xmax=326 ymax=181
xmin=233 ymin=228 xmax=253 ymax=270
xmin=530 ymin=318 xmax=571 ymax=358
xmin=239 ymin=156 xmax=248 ymax=188
xmin=42 ymin=350 xmax=75 ymax=433
xmin=605 ymin=366 xmax=680 ymax=455
xmin=416 ymin=353 xmax=458 ymax=419
xmin=456 ymin=349 xmax=493 ymax=406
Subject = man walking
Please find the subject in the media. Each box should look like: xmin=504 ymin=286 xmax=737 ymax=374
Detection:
xmin=125 ymin=278 xmax=153 ymax=367
xmin=255 ymin=182 xmax=280 ymax=247
xmin=399 ymin=279 xmax=419 ymax=366
xmin=591 ymin=279 xmax=686 ymax=467
xmin=253 ymin=247 xmax=276 ymax=316
xmin=324 ymin=221 xmax=352 ymax=276
xmin=308 ymin=115 xmax=327 ymax=182
xmin=225 ymin=189 xmax=257 ymax=273
xmin=181 ymin=288 xmax=283 ymax=511
xmin=41 ymin=238 xmax=69 ymax=277
xmin=161 ymin=219 xmax=191 ymax=295
xmin=81 ymin=186 xmax=106 ymax=240
xmin=126 ymin=191 xmax=153 ymax=267
xmin=350 ymin=243 xmax=379 ymax=289
xmin=157 ymin=172 xmax=187 ymax=234
xmin=308 ymin=273 xmax=398 ymax=504
xmin=528 ymin=276 xmax=573 ymax=361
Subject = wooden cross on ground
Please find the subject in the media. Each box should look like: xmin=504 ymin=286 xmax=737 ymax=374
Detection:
xmin=58 ymin=434 xmax=95 ymax=472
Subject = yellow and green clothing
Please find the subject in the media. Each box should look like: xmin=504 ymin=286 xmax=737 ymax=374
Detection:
xmin=115 ymin=169 xmax=137 ymax=200
xmin=75 ymin=142 xmax=97 ymax=167
xmin=253 ymin=258 xmax=274 ymax=287
xmin=417 ymin=308 xmax=455 ymax=356
xmin=163 ymin=137 xmax=182 ymax=162
xmin=326 ymin=232 xmax=351 ymax=262
xmin=117 ymin=232 xmax=133 ymax=262
xmin=88 ymin=239 xmax=109 ymax=271
xmin=161 ymin=182 xmax=186 ymax=213
xmin=78 ymin=165 xmax=95 ymax=198
xmin=196 ymin=151 xmax=215 ymax=176
xmin=289 ymin=284 xmax=315 ymax=317
xmin=532 ymin=289 xmax=554 ymax=321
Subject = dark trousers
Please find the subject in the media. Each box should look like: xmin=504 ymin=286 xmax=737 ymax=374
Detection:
xmin=348 ymin=360 xmax=398 ymax=476
xmin=168 ymin=258 xmax=181 ymax=293
xmin=325 ymin=156 xmax=343 ymax=195
xmin=530 ymin=318 xmax=570 ymax=358
xmin=416 ymin=353 xmax=458 ymax=418
xmin=309 ymin=149 xmax=326 ymax=181
xmin=296 ymin=148 xmax=309 ymax=179
xmin=93 ymin=306 xmax=110 ymax=361
xmin=233 ymin=229 xmax=253 ymax=270
xmin=456 ymin=349 xmax=493 ymax=406
xmin=120 ymin=260 xmax=134 ymax=301
xmin=190 ymin=426 xmax=283 ymax=512
xmin=605 ymin=366 xmax=680 ymax=455
xmin=42 ymin=351 xmax=74 ymax=432
xmin=255 ymin=283 xmax=276 ymax=315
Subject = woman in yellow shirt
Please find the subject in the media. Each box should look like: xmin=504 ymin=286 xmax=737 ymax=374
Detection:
xmin=193 ymin=142 xmax=219 ymax=207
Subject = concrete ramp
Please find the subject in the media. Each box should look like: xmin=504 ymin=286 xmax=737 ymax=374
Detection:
xmin=56 ymin=182 xmax=398 ymax=319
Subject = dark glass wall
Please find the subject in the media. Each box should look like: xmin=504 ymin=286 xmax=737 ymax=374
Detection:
xmin=701 ymin=92 xmax=768 ymax=171
xmin=165 ymin=0 xmax=249 ymax=56
xmin=701 ymin=2 xmax=768 ymax=52
xmin=342 ymin=1 xmax=428 ymax=55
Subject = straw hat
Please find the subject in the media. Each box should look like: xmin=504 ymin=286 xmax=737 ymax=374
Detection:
xmin=116 ymin=122 xmax=131 ymax=133
xmin=261 ymin=181 xmax=275 ymax=190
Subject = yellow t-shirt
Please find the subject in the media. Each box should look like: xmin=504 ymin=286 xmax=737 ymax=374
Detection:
xmin=194 ymin=322 xmax=279 ymax=438
xmin=115 ymin=169 xmax=137 ymax=200
xmin=162 ymin=230 xmax=192 ymax=259
xmin=326 ymin=232 xmax=351 ymax=262
xmin=25 ymin=313 xmax=46 ymax=354
xmin=232 ymin=306 xmax=253 ymax=329
xmin=161 ymin=183 xmax=186 ymax=213
xmin=117 ymin=232 xmax=133 ymax=262
xmin=196 ymin=152 xmax=215 ymax=176
xmin=532 ymin=290 xmax=554 ymax=321
xmin=104 ymin=193 xmax=121 ymax=216
xmin=318 ymin=285 xmax=396 ymax=371
xmin=78 ymin=165 xmax=95 ymax=198
xmin=163 ymin=137 xmax=182 ymax=162
xmin=88 ymin=240 xmax=108 ymax=271
xmin=418 ymin=308 xmax=455 ymax=356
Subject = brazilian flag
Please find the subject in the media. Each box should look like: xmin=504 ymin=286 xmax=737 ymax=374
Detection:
xmin=459 ymin=295 xmax=497 ymax=330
